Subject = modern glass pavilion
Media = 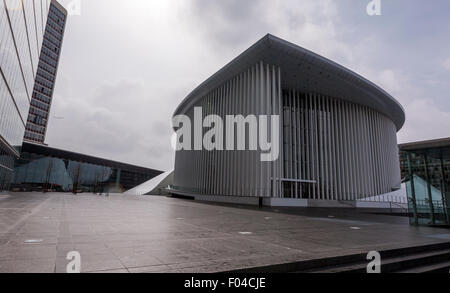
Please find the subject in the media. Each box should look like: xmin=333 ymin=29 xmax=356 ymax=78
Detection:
xmin=172 ymin=34 xmax=405 ymax=205
xmin=400 ymin=138 xmax=450 ymax=226
xmin=11 ymin=142 xmax=163 ymax=193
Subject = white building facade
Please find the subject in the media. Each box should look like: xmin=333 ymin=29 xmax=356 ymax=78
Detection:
xmin=172 ymin=34 xmax=405 ymax=204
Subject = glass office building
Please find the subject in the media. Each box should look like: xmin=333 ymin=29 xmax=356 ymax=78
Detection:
xmin=24 ymin=1 xmax=67 ymax=144
xmin=400 ymin=138 xmax=450 ymax=226
xmin=0 ymin=0 xmax=51 ymax=191
xmin=11 ymin=142 xmax=163 ymax=193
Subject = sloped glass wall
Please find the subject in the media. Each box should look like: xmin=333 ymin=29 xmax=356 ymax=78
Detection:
xmin=401 ymin=147 xmax=450 ymax=226
xmin=11 ymin=144 xmax=161 ymax=193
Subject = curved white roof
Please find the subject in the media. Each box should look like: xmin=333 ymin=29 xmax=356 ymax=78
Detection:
xmin=174 ymin=34 xmax=405 ymax=131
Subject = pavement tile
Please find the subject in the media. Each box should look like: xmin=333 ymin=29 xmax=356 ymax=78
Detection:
xmin=0 ymin=192 xmax=449 ymax=273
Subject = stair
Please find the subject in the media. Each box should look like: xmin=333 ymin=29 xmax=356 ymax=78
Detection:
xmin=396 ymin=260 xmax=450 ymax=273
xmin=305 ymin=248 xmax=450 ymax=273
xmin=222 ymin=242 xmax=450 ymax=273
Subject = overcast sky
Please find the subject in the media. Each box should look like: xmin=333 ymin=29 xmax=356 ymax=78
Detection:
xmin=46 ymin=0 xmax=450 ymax=171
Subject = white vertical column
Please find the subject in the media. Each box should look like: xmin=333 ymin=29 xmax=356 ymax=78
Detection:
xmin=358 ymin=105 xmax=365 ymax=198
xmin=277 ymin=67 xmax=283 ymax=198
xmin=289 ymin=91 xmax=293 ymax=197
xmin=237 ymin=73 xmax=243 ymax=196
xmin=293 ymin=90 xmax=298 ymax=197
xmin=258 ymin=62 xmax=264 ymax=197
xmin=250 ymin=65 xmax=257 ymax=197
xmin=244 ymin=71 xmax=249 ymax=196
xmin=300 ymin=94 xmax=306 ymax=198
xmin=349 ymin=103 xmax=357 ymax=200
xmin=324 ymin=96 xmax=330 ymax=200
xmin=319 ymin=95 xmax=325 ymax=200
xmin=375 ymin=112 xmax=382 ymax=194
xmin=199 ymin=97 xmax=204 ymax=194
xmin=310 ymin=93 xmax=315 ymax=199
xmin=332 ymin=99 xmax=338 ymax=200
xmin=369 ymin=109 xmax=376 ymax=196
xmin=217 ymin=85 xmax=223 ymax=195
xmin=233 ymin=77 xmax=239 ymax=196
xmin=355 ymin=105 xmax=362 ymax=198
xmin=229 ymin=78 xmax=234 ymax=196
xmin=246 ymin=69 xmax=252 ymax=196
xmin=271 ymin=66 xmax=277 ymax=197
xmin=364 ymin=107 xmax=371 ymax=196
xmin=226 ymin=80 xmax=232 ymax=195
xmin=209 ymin=89 xmax=214 ymax=195
xmin=295 ymin=91 xmax=303 ymax=198
xmin=265 ymin=64 xmax=271 ymax=198
xmin=307 ymin=93 xmax=313 ymax=199
xmin=346 ymin=101 xmax=353 ymax=200
xmin=340 ymin=100 xmax=345 ymax=200
xmin=369 ymin=110 xmax=378 ymax=195
xmin=340 ymin=101 xmax=349 ymax=200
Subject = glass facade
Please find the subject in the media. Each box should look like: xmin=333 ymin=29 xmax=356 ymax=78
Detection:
xmin=0 ymin=0 xmax=50 ymax=191
xmin=24 ymin=1 xmax=66 ymax=144
xmin=11 ymin=143 xmax=163 ymax=193
xmin=400 ymin=139 xmax=450 ymax=226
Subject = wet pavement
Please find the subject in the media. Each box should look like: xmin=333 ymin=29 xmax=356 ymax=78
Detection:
xmin=0 ymin=192 xmax=449 ymax=273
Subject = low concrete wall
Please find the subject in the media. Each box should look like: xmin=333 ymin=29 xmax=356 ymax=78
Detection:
xmin=308 ymin=200 xmax=356 ymax=208
xmin=356 ymin=201 xmax=408 ymax=209
xmin=194 ymin=194 xmax=260 ymax=206
xmin=170 ymin=191 xmax=408 ymax=210
xmin=264 ymin=198 xmax=308 ymax=207
xmin=195 ymin=196 xmax=308 ymax=207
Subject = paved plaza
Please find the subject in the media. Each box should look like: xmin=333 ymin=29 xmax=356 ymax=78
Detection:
xmin=0 ymin=192 xmax=449 ymax=273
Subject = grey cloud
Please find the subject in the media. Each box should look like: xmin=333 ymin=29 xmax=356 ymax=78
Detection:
xmin=47 ymin=77 xmax=175 ymax=171
xmin=183 ymin=0 xmax=270 ymax=49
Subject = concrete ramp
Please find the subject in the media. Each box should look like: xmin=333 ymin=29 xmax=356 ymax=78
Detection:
xmin=124 ymin=170 xmax=173 ymax=196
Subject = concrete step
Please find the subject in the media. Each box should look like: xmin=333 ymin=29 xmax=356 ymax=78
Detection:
xmin=222 ymin=242 xmax=450 ymax=273
xmin=396 ymin=260 xmax=450 ymax=273
xmin=305 ymin=249 xmax=450 ymax=273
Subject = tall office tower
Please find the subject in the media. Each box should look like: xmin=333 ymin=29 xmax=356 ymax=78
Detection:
xmin=23 ymin=0 xmax=67 ymax=144
xmin=0 ymin=0 xmax=52 ymax=191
